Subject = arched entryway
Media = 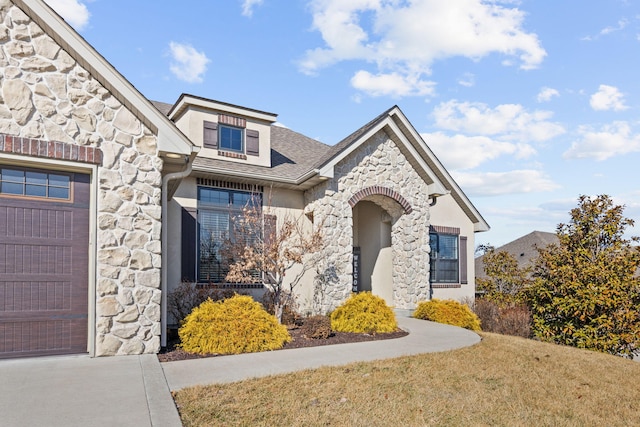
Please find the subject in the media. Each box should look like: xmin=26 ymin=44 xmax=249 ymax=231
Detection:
xmin=349 ymin=186 xmax=412 ymax=306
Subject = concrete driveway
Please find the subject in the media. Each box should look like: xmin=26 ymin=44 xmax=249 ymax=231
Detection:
xmin=0 ymin=354 xmax=181 ymax=427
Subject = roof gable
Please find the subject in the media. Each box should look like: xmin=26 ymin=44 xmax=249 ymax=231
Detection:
xmin=315 ymin=106 xmax=490 ymax=232
xmin=14 ymin=0 xmax=196 ymax=157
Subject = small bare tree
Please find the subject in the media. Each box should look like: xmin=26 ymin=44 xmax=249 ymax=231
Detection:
xmin=224 ymin=202 xmax=324 ymax=323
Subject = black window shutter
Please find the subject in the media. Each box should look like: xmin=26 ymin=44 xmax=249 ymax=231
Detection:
xmin=181 ymin=207 xmax=198 ymax=282
xmin=460 ymin=235 xmax=468 ymax=284
xmin=263 ymin=214 xmax=277 ymax=283
xmin=203 ymin=121 xmax=218 ymax=149
xmin=246 ymin=129 xmax=259 ymax=156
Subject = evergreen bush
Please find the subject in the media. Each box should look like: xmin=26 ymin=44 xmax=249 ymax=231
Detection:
xmin=330 ymin=292 xmax=397 ymax=333
xmin=413 ymin=299 xmax=481 ymax=331
xmin=178 ymin=294 xmax=291 ymax=355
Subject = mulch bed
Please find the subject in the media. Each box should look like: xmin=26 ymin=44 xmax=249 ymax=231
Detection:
xmin=158 ymin=326 xmax=408 ymax=363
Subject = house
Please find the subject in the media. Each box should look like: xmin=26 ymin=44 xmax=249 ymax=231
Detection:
xmin=0 ymin=0 xmax=488 ymax=359
xmin=474 ymin=231 xmax=558 ymax=281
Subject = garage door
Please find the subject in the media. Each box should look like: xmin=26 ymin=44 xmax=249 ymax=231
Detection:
xmin=0 ymin=166 xmax=90 ymax=359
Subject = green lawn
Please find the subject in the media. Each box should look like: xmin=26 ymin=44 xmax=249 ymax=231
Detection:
xmin=174 ymin=332 xmax=640 ymax=426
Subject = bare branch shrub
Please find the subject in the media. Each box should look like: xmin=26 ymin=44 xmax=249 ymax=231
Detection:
xmin=473 ymin=298 xmax=531 ymax=338
xmin=167 ymin=281 xmax=240 ymax=326
xmin=224 ymin=197 xmax=324 ymax=323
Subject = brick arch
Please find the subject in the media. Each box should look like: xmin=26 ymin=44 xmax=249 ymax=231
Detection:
xmin=348 ymin=185 xmax=413 ymax=214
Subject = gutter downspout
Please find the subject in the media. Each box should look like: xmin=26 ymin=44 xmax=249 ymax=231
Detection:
xmin=161 ymin=155 xmax=194 ymax=348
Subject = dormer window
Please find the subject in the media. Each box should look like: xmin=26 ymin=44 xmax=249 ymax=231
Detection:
xmin=203 ymin=114 xmax=260 ymax=158
xmin=220 ymin=125 xmax=243 ymax=152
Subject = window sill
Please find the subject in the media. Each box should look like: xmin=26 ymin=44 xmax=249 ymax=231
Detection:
xmin=218 ymin=150 xmax=247 ymax=160
xmin=196 ymin=282 xmax=264 ymax=289
xmin=431 ymin=283 xmax=462 ymax=289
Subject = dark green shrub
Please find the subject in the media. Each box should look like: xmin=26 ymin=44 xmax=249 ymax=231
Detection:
xmin=413 ymin=299 xmax=481 ymax=331
xmin=301 ymin=315 xmax=332 ymax=339
xmin=178 ymin=294 xmax=290 ymax=355
xmin=330 ymin=292 xmax=397 ymax=334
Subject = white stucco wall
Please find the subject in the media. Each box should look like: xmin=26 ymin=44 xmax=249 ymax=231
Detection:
xmin=172 ymin=107 xmax=272 ymax=167
xmin=428 ymin=194 xmax=477 ymax=302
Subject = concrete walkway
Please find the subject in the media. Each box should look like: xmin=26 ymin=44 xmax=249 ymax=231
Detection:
xmin=162 ymin=317 xmax=481 ymax=390
xmin=0 ymin=353 xmax=181 ymax=427
xmin=0 ymin=317 xmax=480 ymax=426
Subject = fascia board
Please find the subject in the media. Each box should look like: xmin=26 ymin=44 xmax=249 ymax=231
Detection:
xmin=17 ymin=0 xmax=196 ymax=156
xmin=389 ymin=108 xmax=490 ymax=232
xmin=169 ymin=95 xmax=278 ymax=123
xmin=192 ymin=165 xmax=299 ymax=186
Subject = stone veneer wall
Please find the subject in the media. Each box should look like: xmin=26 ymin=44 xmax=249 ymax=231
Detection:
xmin=305 ymin=130 xmax=432 ymax=313
xmin=0 ymin=1 xmax=163 ymax=355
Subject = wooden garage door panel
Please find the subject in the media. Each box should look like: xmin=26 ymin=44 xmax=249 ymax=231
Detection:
xmin=1 ymin=281 xmax=73 ymax=311
xmin=0 ymin=319 xmax=86 ymax=356
xmin=0 ymin=206 xmax=74 ymax=240
xmin=0 ymin=171 xmax=89 ymax=359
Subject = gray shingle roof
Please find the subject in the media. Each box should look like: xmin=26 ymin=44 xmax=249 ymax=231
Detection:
xmin=151 ymin=98 xmax=398 ymax=184
xmin=150 ymin=100 xmax=173 ymax=117
xmin=151 ymin=99 xmax=332 ymax=183
xmin=311 ymin=106 xmax=396 ymax=169
xmin=475 ymin=231 xmax=558 ymax=279
xmin=192 ymin=125 xmax=332 ymax=183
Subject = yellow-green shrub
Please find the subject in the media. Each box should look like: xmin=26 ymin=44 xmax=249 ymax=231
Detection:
xmin=413 ymin=299 xmax=481 ymax=331
xmin=330 ymin=292 xmax=397 ymax=333
xmin=178 ymin=294 xmax=291 ymax=355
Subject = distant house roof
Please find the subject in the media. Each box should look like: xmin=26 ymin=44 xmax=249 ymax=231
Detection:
xmin=475 ymin=231 xmax=558 ymax=280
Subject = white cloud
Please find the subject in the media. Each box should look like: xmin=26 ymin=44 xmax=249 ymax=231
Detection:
xmin=537 ymin=87 xmax=559 ymax=102
xmin=601 ymin=19 xmax=628 ymax=35
xmin=564 ymin=121 xmax=640 ymax=161
xmin=350 ymin=71 xmax=435 ymax=97
xmin=452 ymin=169 xmax=559 ymax=196
xmin=300 ymin=0 xmax=546 ymax=97
xmin=432 ymin=100 xmax=565 ymax=142
xmin=168 ymin=42 xmax=210 ymax=84
xmin=241 ymin=0 xmax=264 ymax=17
xmin=457 ymin=73 xmax=475 ymax=87
xmin=582 ymin=19 xmax=628 ymax=41
xmin=44 ymin=0 xmax=90 ymax=30
xmin=590 ymin=84 xmax=628 ymax=111
xmin=423 ymin=132 xmax=535 ymax=170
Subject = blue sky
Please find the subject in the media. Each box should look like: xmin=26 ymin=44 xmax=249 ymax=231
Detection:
xmin=45 ymin=0 xmax=640 ymax=248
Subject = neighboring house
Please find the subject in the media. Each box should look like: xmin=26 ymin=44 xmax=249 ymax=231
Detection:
xmin=0 ymin=0 xmax=488 ymax=359
xmin=474 ymin=231 xmax=559 ymax=281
